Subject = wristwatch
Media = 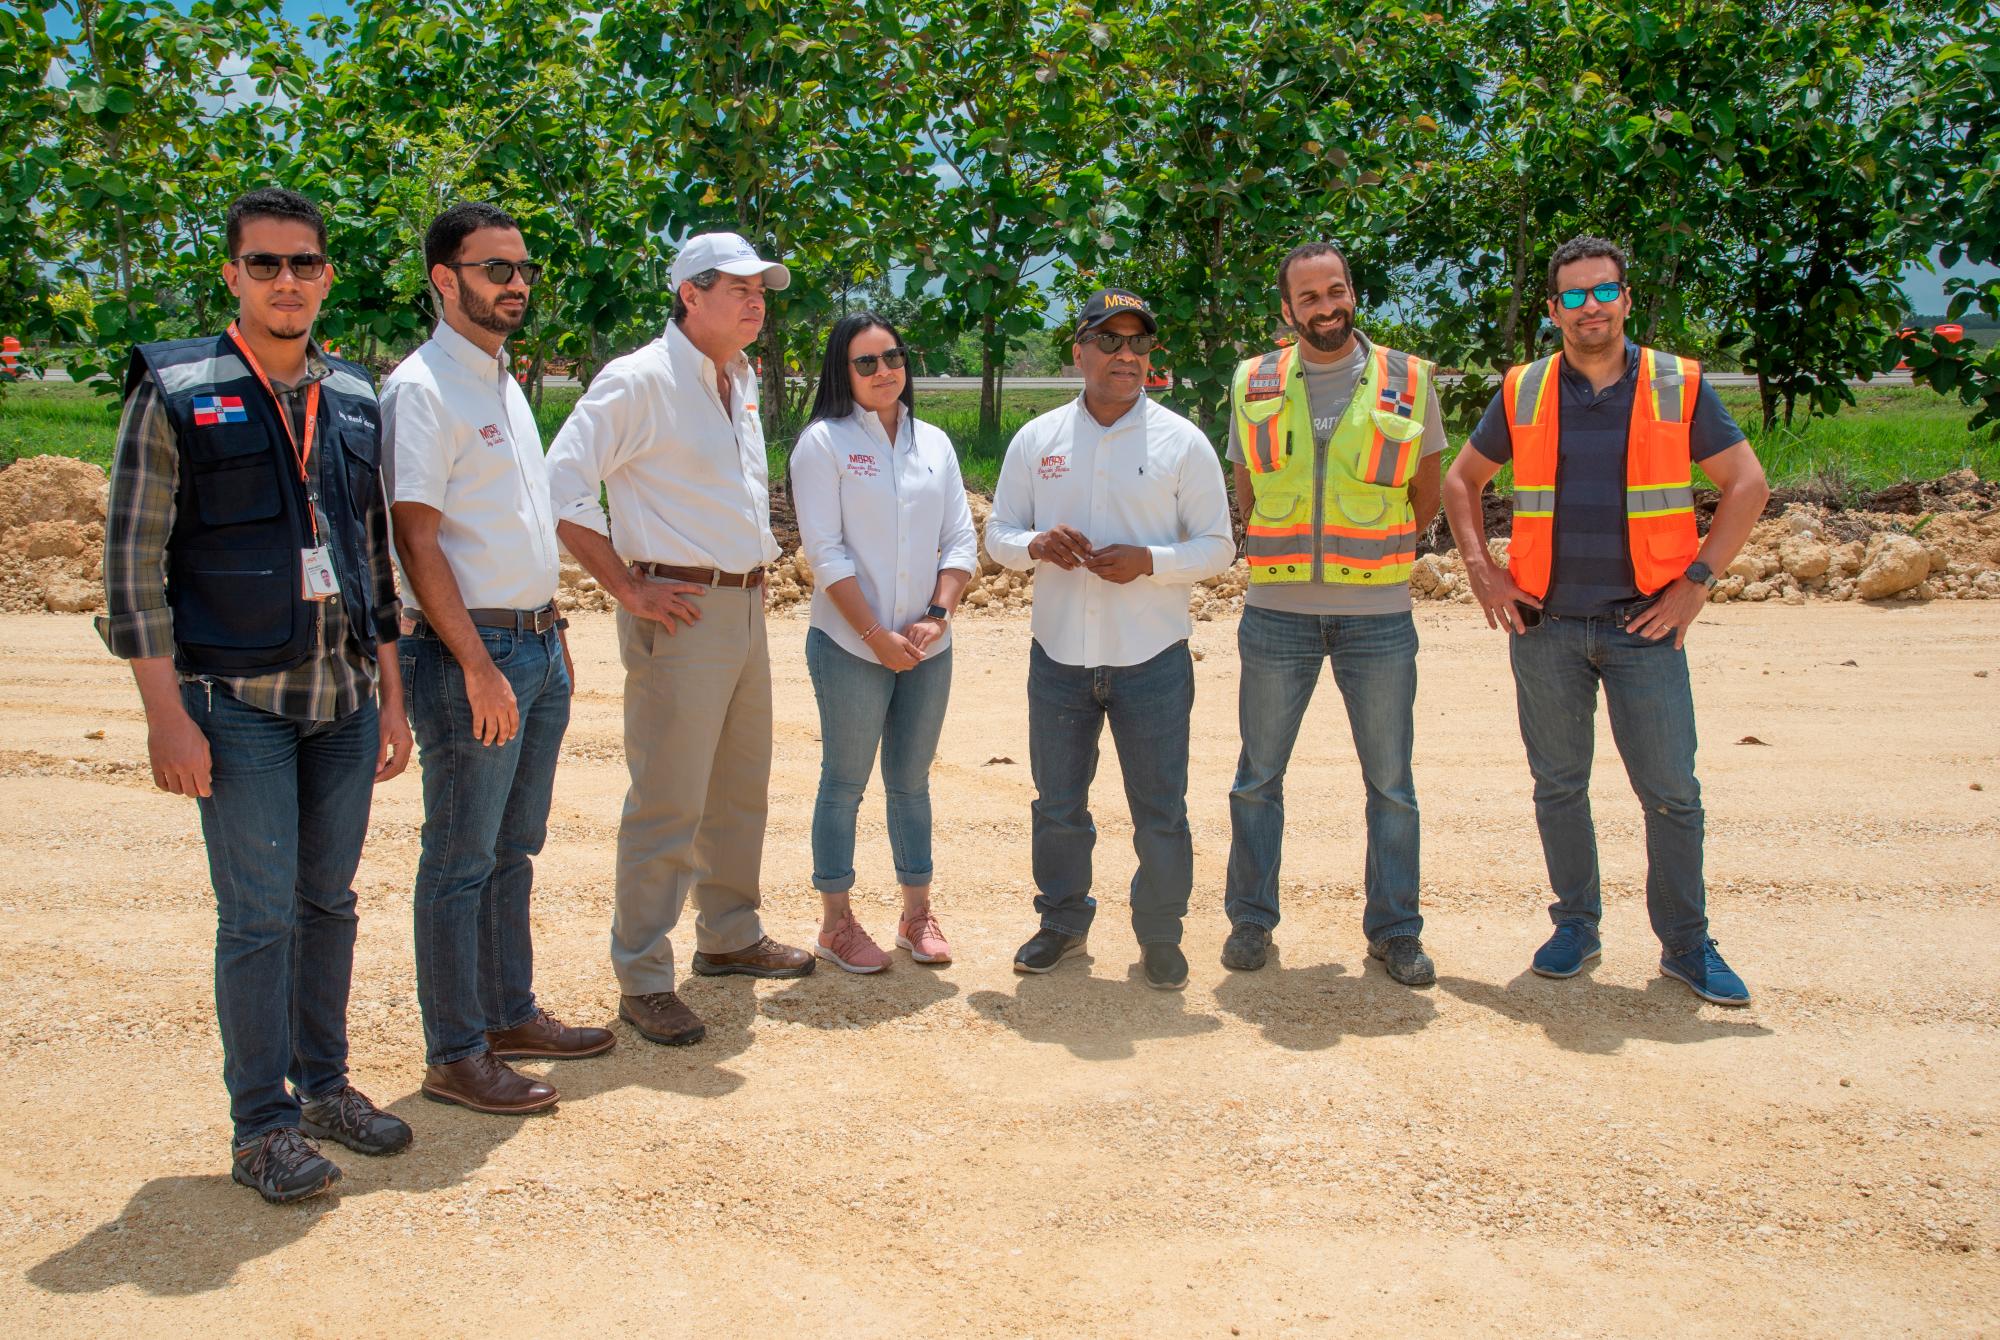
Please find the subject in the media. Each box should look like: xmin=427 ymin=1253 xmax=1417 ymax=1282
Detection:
xmin=924 ymin=603 xmax=950 ymax=622
xmin=1684 ymin=561 xmax=1716 ymax=590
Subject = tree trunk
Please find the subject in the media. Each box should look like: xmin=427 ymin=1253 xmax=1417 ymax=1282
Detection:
xmin=979 ymin=311 xmax=999 ymax=436
xmin=1499 ymin=196 xmax=1529 ymax=368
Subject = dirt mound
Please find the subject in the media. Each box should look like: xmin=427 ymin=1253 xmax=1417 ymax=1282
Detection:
xmin=0 ymin=456 xmax=108 ymax=614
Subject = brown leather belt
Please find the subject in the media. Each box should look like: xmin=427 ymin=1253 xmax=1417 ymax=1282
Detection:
xmin=632 ymin=561 xmax=765 ymax=589
xmin=410 ymin=603 xmax=564 ymax=636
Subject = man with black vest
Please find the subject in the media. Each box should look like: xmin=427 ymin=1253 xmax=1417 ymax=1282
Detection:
xmin=1442 ymin=234 xmax=1770 ymax=1006
xmin=98 ymin=188 xmax=415 ymax=1203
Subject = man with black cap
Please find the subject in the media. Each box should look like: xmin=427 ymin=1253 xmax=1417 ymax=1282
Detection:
xmin=985 ymin=289 xmax=1234 ymax=989
xmin=547 ymin=231 xmax=816 ymax=1051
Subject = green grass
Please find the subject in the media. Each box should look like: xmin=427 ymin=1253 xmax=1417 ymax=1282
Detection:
xmin=0 ymin=382 xmax=122 ymax=470
xmin=8 ymin=380 xmax=1994 ymax=501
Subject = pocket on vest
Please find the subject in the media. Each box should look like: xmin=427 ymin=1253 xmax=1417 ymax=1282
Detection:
xmin=1251 ymin=491 xmax=1299 ymax=521
xmin=188 ymin=426 xmax=282 ymax=528
xmin=170 ymin=547 xmax=293 ymax=650
xmin=340 ymin=424 xmax=381 ymax=501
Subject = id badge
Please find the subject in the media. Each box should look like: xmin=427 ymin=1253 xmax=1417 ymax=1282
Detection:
xmin=301 ymin=546 xmax=340 ymax=601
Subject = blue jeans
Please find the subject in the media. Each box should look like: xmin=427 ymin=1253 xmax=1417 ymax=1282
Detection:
xmin=1227 ymin=606 xmax=1423 ymax=942
xmin=805 ymin=628 xmax=952 ymax=892
xmin=183 ymin=684 xmax=378 ymax=1145
xmin=402 ymin=623 xmax=570 ymax=1066
xmin=1027 ymin=639 xmax=1195 ymax=945
xmin=1508 ymin=612 xmax=1709 ymax=956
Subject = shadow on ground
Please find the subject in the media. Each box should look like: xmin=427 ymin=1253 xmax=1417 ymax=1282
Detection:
xmin=1437 ymin=968 xmax=1773 ymax=1055
xmin=967 ymin=953 xmax=1224 ymax=1060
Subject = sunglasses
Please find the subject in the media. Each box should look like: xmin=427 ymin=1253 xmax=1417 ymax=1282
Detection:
xmin=1079 ymin=331 xmax=1158 ymax=355
xmin=850 ymin=348 xmax=909 ymax=376
xmin=444 ymin=259 xmax=543 ymax=286
xmin=235 ymin=252 xmax=328 ymax=281
xmin=1557 ymin=281 xmax=1625 ymax=310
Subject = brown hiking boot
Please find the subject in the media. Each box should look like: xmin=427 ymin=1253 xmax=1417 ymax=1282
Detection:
xmin=485 ymin=1009 xmax=615 ymax=1060
xmin=421 ymin=1052 xmax=559 ymax=1115
xmin=690 ymin=935 xmax=815 ymax=979
xmin=619 ymin=990 xmax=707 ymax=1046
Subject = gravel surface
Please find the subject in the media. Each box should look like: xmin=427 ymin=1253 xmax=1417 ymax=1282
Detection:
xmin=1 ymin=606 xmax=1995 ymax=1336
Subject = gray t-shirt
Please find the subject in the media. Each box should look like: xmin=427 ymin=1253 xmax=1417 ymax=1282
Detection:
xmin=1227 ymin=339 xmax=1446 ymax=615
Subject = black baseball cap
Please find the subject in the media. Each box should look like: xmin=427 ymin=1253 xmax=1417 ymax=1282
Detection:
xmin=1074 ymin=288 xmax=1157 ymax=337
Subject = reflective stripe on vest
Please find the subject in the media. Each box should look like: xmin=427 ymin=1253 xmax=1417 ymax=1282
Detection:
xmin=1361 ymin=346 xmax=1420 ymax=486
xmin=1502 ymin=346 xmax=1703 ymax=599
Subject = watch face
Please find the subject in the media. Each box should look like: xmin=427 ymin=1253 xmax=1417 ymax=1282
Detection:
xmin=926 ymin=604 xmax=949 ymax=620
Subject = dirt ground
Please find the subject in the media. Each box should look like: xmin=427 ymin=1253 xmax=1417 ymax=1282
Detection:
xmin=1 ymin=604 xmax=1995 ymax=1337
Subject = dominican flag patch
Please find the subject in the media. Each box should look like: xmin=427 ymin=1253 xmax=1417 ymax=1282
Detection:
xmin=1378 ymin=386 xmax=1416 ymax=418
xmin=193 ymin=395 xmax=248 ymax=426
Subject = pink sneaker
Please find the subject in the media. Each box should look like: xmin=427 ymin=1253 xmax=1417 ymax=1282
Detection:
xmin=896 ymin=909 xmax=952 ymax=964
xmin=816 ymin=913 xmax=890 ymax=974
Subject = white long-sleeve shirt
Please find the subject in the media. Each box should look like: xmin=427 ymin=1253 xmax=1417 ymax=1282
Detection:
xmin=985 ymin=395 xmax=1234 ymax=667
xmin=544 ymin=320 xmax=778 ymax=573
xmin=791 ymin=405 xmax=979 ymax=663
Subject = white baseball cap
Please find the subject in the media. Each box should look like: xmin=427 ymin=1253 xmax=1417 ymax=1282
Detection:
xmin=671 ymin=231 xmax=791 ymax=290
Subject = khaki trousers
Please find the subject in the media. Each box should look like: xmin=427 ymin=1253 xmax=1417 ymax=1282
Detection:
xmin=611 ymin=586 xmax=770 ymax=993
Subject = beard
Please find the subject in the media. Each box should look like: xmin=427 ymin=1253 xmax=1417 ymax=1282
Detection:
xmin=1298 ymin=307 xmax=1353 ymax=353
xmin=462 ymin=283 xmax=526 ymax=337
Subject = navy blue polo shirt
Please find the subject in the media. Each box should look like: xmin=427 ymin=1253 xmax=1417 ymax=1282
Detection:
xmin=1468 ymin=342 xmax=1744 ymax=618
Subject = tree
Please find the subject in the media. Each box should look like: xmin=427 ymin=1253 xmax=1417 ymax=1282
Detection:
xmin=908 ymin=0 xmax=1119 ymax=434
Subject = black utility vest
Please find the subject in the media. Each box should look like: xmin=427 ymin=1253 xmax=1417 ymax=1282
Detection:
xmin=127 ymin=334 xmax=385 ymax=677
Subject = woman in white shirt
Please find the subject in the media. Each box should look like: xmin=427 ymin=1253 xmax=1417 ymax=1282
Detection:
xmin=790 ymin=314 xmax=979 ymax=973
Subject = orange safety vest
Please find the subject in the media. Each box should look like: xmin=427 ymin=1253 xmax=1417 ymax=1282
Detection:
xmin=1503 ymin=346 xmax=1700 ymax=599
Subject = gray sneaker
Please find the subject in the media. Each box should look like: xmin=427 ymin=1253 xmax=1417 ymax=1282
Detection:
xmin=1220 ymin=922 xmax=1271 ymax=971
xmin=1369 ymin=934 xmax=1436 ymax=986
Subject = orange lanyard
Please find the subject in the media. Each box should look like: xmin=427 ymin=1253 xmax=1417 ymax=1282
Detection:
xmin=227 ymin=321 xmax=323 ymax=541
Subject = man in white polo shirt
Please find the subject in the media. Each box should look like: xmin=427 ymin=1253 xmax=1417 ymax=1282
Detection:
xmin=384 ymin=202 xmax=614 ymax=1118
xmin=546 ymin=231 xmax=815 ymax=1050
xmin=985 ymin=289 xmax=1235 ymax=990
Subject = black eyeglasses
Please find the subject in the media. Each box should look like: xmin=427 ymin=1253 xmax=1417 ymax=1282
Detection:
xmin=1557 ymin=281 xmax=1624 ymax=310
xmin=445 ymin=259 xmax=544 ymax=286
xmin=235 ymin=252 xmax=328 ymax=281
xmin=850 ymin=348 xmax=908 ymax=375
xmin=1079 ymin=331 xmax=1158 ymax=355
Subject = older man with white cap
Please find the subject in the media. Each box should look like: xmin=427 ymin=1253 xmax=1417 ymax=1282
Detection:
xmin=547 ymin=231 xmax=813 ymax=1048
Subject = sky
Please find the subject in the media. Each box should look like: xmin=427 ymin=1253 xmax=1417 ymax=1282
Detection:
xmin=40 ymin=0 xmax=1999 ymax=319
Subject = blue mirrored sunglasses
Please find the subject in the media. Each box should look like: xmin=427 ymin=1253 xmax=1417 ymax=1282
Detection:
xmin=1558 ymin=281 xmax=1625 ymax=310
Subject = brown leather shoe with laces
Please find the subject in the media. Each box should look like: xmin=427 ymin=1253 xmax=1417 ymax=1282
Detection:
xmin=421 ymin=1051 xmax=559 ymax=1115
xmin=618 ymin=990 xmax=707 ymax=1046
xmin=486 ymin=1009 xmax=615 ymax=1060
xmin=690 ymin=935 xmax=815 ymax=979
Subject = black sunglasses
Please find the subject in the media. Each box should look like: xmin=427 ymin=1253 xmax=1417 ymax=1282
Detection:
xmin=445 ymin=259 xmax=544 ymax=286
xmin=1079 ymin=331 xmax=1158 ymax=355
xmin=850 ymin=348 xmax=909 ymax=375
xmin=235 ymin=252 xmax=328 ymax=281
xmin=1557 ymin=281 xmax=1624 ymax=310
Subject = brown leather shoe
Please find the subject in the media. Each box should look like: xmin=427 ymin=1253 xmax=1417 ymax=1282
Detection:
xmin=690 ymin=934 xmax=815 ymax=979
xmin=619 ymin=990 xmax=707 ymax=1046
xmin=421 ymin=1051 xmax=559 ymax=1115
xmin=486 ymin=1009 xmax=616 ymax=1060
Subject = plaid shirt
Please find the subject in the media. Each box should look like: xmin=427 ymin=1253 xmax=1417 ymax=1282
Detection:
xmin=95 ymin=343 xmax=400 ymax=722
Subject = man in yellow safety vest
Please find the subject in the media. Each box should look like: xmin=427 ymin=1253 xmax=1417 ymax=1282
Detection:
xmin=1221 ymin=242 xmax=1445 ymax=987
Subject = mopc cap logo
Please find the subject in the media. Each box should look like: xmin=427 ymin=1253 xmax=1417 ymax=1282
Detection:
xmin=1075 ymin=287 xmax=1158 ymax=336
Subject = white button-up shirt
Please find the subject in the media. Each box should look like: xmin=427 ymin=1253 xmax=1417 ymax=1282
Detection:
xmin=791 ymin=406 xmax=979 ymax=663
xmin=985 ymin=395 xmax=1234 ymax=668
xmin=381 ymin=321 xmax=560 ymax=611
xmin=544 ymin=320 xmax=778 ymax=572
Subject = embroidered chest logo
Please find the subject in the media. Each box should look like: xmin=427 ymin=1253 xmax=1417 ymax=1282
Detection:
xmin=478 ymin=423 xmax=506 ymax=447
xmin=1037 ymin=452 xmax=1071 ymax=481
xmin=846 ymin=453 xmax=879 ymax=478
xmin=192 ymin=395 xmax=248 ymax=426
xmin=1245 ymin=369 xmax=1284 ymax=402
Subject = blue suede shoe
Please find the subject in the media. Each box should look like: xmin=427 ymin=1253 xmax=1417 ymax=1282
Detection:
xmin=1531 ymin=923 xmax=1602 ymax=979
xmin=1660 ymin=938 xmax=1751 ymax=1006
